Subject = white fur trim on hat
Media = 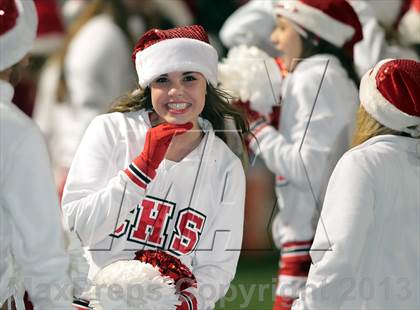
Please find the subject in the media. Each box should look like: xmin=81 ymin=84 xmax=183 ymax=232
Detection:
xmin=360 ymin=59 xmax=420 ymax=135
xmin=274 ymin=0 xmax=354 ymax=47
xmin=0 ymin=0 xmax=38 ymax=71
xmin=135 ymin=37 xmax=218 ymax=88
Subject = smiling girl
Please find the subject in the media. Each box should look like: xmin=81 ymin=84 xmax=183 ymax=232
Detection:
xmin=62 ymin=25 xmax=248 ymax=310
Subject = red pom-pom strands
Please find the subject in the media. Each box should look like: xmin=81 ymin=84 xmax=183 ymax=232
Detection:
xmin=135 ymin=249 xmax=197 ymax=293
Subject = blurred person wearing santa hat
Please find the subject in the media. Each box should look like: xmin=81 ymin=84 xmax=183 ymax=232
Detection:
xmin=349 ymin=0 xmax=418 ymax=78
xmin=224 ymin=1 xmax=363 ymax=308
xmin=292 ymin=59 xmax=420 ymax=309
xmin=217 ymin=0 xmax=288 ymax=256
xmin=11 ymin=0 xmax=65 ymax=118
xmin=33 ymin=0 xmax=137 ymax=198
xmin=0 ymin=0 xmax=73 ymax=309
xmin=399 ymin=0 xmax=420 ymax=57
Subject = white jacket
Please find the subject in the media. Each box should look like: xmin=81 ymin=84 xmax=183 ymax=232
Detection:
xmin=0 ymin=80 xmax=72 ymax=309
xmin=293 ymin=135 xmax=420 ymax=309
xmin=250 ymin=54 xmax=359 ymax=245
xmin=62 ymin=110 xmax=245 ymax=310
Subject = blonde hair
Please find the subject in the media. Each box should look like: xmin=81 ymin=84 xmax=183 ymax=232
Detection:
xmin=351 ymin=105 xmax=401 ymax=147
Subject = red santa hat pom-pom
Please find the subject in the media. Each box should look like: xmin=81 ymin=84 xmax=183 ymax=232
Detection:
xmin=88 ymin=250 xmax=196 ymax=310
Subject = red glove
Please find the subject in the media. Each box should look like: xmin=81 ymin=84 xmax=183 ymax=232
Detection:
xmin=125 ymin=123 xmax=193 ymax=189
xmin=177 ymin=291 xmax=197 ymax=310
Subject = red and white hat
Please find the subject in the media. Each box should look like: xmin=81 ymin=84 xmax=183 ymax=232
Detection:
xmin=0 ymin=0 xmax=38 ymax=71
xmin=132 ymin=25 xmax=218 ymax=89
xmin=274 ymin=0 xmax=363 ymax=57
xmin=32 ymin=0 xmax=64 ymax=55
xmin=398 ymin=0 xmax=420 ymax=45
xmin=360 ymin=59 xmax=420 ymax=137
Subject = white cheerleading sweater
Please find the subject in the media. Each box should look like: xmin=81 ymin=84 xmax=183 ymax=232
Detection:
xmin=293 ymin=134 xmax=420 ymax=309
xmin=62 ymin=109 xmax=246 ymax=310
xmin=250 ymin=54 xmax=359 ymax=246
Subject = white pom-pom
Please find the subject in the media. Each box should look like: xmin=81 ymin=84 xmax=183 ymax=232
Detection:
xmin=89 ymin=260 xmax=179 ymax=310
xmin=218 ymin=45 xmax=283 ymax=116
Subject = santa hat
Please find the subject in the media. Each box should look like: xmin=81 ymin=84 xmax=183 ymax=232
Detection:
xmin=31 ymin=0 xmax=64 ymax=55
xmin=360 ymin=59 xmax=420 ymax=137
xmin=0 ymin=0 xmax=38 ymax=71
xmin=398 ymin=0 xmax=420 ymax=45
xmin=219 ymin=0 xmax=279 ymax=56
xmin=274 ymin=0 xmax=363 ymax=58
xmin=132 ymin=25 xmax=218 ymax=89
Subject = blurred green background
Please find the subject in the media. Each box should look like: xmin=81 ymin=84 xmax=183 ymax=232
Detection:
xmin=215 ymin=252 xmax=278 ymax=310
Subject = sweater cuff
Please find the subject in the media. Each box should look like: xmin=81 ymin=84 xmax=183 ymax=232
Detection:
xmin=72 ymin=297 xmax=91 ymax=309
xmin=124 ymin=161 xmax=154 ymax=190
xmin=248 ymin=117 xmax=273 ymax=153
xmin=177 ymin=290 xmax=198 ymax=310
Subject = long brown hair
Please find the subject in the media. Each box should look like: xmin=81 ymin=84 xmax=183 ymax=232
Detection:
xmin=351 ymin=105 xmax=402 ymax=147
xmin=300 ymin=33 xmax=360 ymax=87
xmin=109 ymin=84 xmax=250 ymax=167
xmin=53 ymin=0 xmax=133 ymax=102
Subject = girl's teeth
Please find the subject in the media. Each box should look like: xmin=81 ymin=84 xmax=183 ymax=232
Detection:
xmin=168 ymin=103 xmax=188 ymax=110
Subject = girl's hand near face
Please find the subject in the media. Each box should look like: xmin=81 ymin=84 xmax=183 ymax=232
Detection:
xmin=129 ymin=122 xmax=193 ymax=181
xmin=143 ymin=122 xmax=193 ymax=163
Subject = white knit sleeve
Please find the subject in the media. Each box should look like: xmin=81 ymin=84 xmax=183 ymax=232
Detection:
xmin=62 ymin=115 xmax=146 ymax=246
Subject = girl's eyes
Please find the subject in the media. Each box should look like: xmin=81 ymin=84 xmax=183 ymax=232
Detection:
xmin=276 ymin=24 xmax=286 ymax=32
xmin=154 ymin=74 xmax=197 ymax=84
xmin=155 ymin=77 xmax=169 ymax=83
xmin=183 ymin=75 xmax=197 ymax=82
